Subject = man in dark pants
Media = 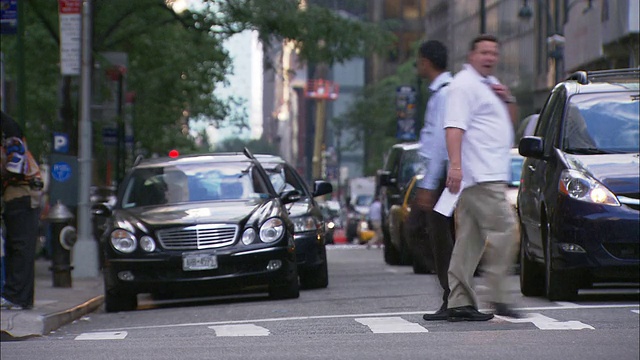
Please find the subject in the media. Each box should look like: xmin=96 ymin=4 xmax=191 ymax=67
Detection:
xmin=1 ymin=110 xmax=41 ymax=310
xmin=413 ymin=41 xmax=455 ymax=321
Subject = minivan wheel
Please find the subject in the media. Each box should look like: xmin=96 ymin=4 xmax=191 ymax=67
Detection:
xmin=519 ymin=225 xmax=544 ymax=296
xmin=544 ymin=223 xmax=578 ymax=301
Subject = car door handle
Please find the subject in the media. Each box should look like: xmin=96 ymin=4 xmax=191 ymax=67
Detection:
xmin=528 ymin=165 xmax=536 ymax=172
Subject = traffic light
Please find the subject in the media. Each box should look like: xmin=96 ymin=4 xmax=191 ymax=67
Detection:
xmin=169 ymin=149 xmax=179 ymax=158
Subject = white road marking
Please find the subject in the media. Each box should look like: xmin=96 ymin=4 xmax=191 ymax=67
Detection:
xmin=96 ymin=303 xmax=639 ymax=332
xmin=355 ymin=317 xmax=428 ymax=334
xmin=208 ymin=324 xmax=270 ymax=337
xmin=75 ymin=331 xmax=128 ymax=340
xmin=555 ymin=302 xmax=581 ymax=307
xmin=632 ymin=310 xmax=639 ymax=315
xmin=498 ymin=313 xmax=594 ymax=330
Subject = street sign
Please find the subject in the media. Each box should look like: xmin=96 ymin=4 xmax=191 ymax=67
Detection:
xmin=58 ymin=0 xmax=82 ymax=75
xmin=53 ymin=132 xmax=69 ymax=153
xmin=102 ymin=127 xmax=117 ymax=146
xmin=51 ymin=161 xmax=72 ymax=182
xmin=0 ymin=0 xmax=17 ymax=35
xmin=396 ymin=86 xmax=417 ymax=141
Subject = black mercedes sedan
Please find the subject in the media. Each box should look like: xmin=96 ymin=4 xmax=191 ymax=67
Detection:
xmin=97 ymin=150 xmax=301 ymax=312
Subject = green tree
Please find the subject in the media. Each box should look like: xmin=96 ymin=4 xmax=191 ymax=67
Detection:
xmin=0 ymin=0 xmax=393 ymax=163
xmin=213 ymin=136 xmax=279 ymax=155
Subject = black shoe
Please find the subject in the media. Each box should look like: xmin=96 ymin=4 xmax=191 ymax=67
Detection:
xmin=493 ymin=303 xmax=525 ymax=319
xmin=423 ymin=306 xmax=449 ymax=321
xmin=447 ymin=306 xmax=494 ymax=322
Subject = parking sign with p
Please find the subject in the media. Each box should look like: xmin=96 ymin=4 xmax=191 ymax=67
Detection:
xmin=53 ymin=133 xmax=69 ymax=153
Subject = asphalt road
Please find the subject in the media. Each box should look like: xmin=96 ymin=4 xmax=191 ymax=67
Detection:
xmin=2 ymin=245 xmax=639 ymax=360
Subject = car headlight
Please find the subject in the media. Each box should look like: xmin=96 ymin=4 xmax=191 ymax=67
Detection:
xmin=559 ymin=169 xmax=620 ymax=206
xmin=292 ymin=216 xmax=317 ymax=233
xmin=242 ymin=228 xmax=256 ymax=245
xmin=110 ymin=229 xmax=137 ymax=253
xmin=327 ymin=221 xmax=335 ymax=230
xmin=139 ymin=236 xmax=156 ymax=252
xmin=259 ymin=218 xmax=285 ymax=243
xmin=359 ymin=220 xmax=369 ymax=231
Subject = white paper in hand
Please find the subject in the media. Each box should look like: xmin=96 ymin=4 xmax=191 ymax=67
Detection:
xmin=434 ymin=182 xmax=464 ymax=217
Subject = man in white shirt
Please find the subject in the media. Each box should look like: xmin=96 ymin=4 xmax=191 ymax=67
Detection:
xmin=443 ymin=34 xmax=521 ymax=321
xmin=413 ymin=40 xmax=455 ymax=321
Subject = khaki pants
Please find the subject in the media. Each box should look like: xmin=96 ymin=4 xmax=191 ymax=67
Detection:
xmin=447 ymin=182 xmax=518 ymax=309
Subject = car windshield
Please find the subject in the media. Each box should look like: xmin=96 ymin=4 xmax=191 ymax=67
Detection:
xmin=355 ymin=195 xmax=373 ymax=206
xmin=120 ymin=162 xmax=271 ymax=208
xmin=563 ymin=92 xmax=640 ymax=154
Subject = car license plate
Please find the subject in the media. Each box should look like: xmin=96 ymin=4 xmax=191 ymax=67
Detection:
xmin=182 ymin=253 xmax=218 ymax=271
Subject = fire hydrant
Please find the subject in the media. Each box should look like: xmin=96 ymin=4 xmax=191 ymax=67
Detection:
xmin=47 ymin=201 xmax=76 ymax=287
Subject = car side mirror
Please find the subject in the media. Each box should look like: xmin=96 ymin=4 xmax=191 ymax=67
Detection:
xmin=378 ymin=171 xmax=396 ymax=187
xmin=312 ymin=180 xmax=333 ymax=197
xmin=519 ymin=136 xmax=545 ymax=159
xmin=280 ymin=189 xmax=302 ymax=204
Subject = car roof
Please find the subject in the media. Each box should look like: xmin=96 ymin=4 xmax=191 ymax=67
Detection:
xmin=134 ymin=152 xmax=254 ymax=169
xmin=561 ymin=68 xmax=639 ymax=94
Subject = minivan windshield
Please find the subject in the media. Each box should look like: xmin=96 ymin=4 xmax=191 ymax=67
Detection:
xmin=563 ymin=92 xmax=640 ymax=154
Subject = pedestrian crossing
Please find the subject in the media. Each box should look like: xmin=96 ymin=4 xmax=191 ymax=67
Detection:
xmin=73 ymin=309 xmax=639 ymax=340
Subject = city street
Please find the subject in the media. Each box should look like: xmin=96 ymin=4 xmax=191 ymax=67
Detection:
xmin=2 ymin=245 xmax=639 ymax=360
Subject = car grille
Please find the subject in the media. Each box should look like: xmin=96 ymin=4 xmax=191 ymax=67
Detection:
xmin=156 ymin=224 xmax=238 ymax=250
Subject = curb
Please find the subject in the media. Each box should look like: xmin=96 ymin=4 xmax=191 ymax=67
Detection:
xmin=1 ymin=295 xmax=104 ymax=341
xmin=42 ymin=295 xmax=105 ymax=335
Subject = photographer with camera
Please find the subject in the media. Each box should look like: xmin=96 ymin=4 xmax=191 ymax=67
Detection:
xmin=1 ymin=110 xmax=43 ymax=310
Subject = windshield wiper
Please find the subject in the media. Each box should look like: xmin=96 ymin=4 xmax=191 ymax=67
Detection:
xmin=564 ymin=147 xmax=610 ymax=155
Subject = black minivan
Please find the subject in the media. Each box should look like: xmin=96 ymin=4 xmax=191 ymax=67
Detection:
xmin=518 ymin=68 xmax=639 ymax=301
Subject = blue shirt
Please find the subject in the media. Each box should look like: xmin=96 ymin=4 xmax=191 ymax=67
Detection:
xmin=417 ymin=71 xmax=453 ymax=190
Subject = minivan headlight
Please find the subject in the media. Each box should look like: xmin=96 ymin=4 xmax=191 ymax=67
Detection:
xmin=559 ymin=169 xmax=620 ymax=206
xmin=260 ymin=218 xmax=285 ymax=243
xmin=110 ymin=229 xmax=138 ymax=253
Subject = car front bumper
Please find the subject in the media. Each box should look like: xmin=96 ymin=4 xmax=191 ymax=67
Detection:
xmin=551 ymin=197 xmax=639 ymax=283
xmin=104 ymin=246 xmax=297 ymax=296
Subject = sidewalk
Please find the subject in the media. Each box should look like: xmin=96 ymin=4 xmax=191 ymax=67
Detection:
xmin=0 ymin=258 xmax=104 ymax=340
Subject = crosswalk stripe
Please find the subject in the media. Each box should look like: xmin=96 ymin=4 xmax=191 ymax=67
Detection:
xmin=498 ymin=313 xmax=594 ymax=330
xmin=632 ymin=310 xmax=639 ymax=315
xmin=208 ymin=324 xmax=270 ymax=336
xmin=75 ymin=331 xmax=128 ymax=340
xmin=355 ymin=317 xmax=429 ymax=333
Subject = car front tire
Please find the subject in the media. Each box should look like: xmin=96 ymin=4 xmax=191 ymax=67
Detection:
xmin=104 ymin=289 xmax=138 ymax=313
xmin=269 ymin=265 xmax=300 ymax=299
xmin=300 ymin=261 xmax=329 ymax=289
xmin=519 ymin=224 xmax=544 ymax=296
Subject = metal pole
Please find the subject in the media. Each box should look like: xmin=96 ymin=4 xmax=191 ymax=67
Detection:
xmin=312 ymin=99 xmax=326 ymax=180
xmin=73 ymin=0 xmax=99 ymax=278
xmin=480 ymin=0 xmax=486 ymax=34
xmin=17 ymin=0 xmax=25 ymax=127
xmin=1 ymin=52 xmax=5 ymax=112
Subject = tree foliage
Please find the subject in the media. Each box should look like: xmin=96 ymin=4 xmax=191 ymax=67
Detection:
xmin=0 ymin=0 xmax=393 ymax=163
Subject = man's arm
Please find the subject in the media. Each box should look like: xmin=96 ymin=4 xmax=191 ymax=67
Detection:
xmin=445 ymin=127 xmax=464 ymax=194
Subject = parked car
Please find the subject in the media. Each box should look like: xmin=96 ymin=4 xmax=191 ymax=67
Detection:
xmin=377 ymin=142 xmax=424 ymax=265
xmin=96 ymin=149 xmax=301 ymax=312
xmin=518 ymin=68 xmax=640 ymax=301
xmin=256 ymin=155 xmax=333 ymax=289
